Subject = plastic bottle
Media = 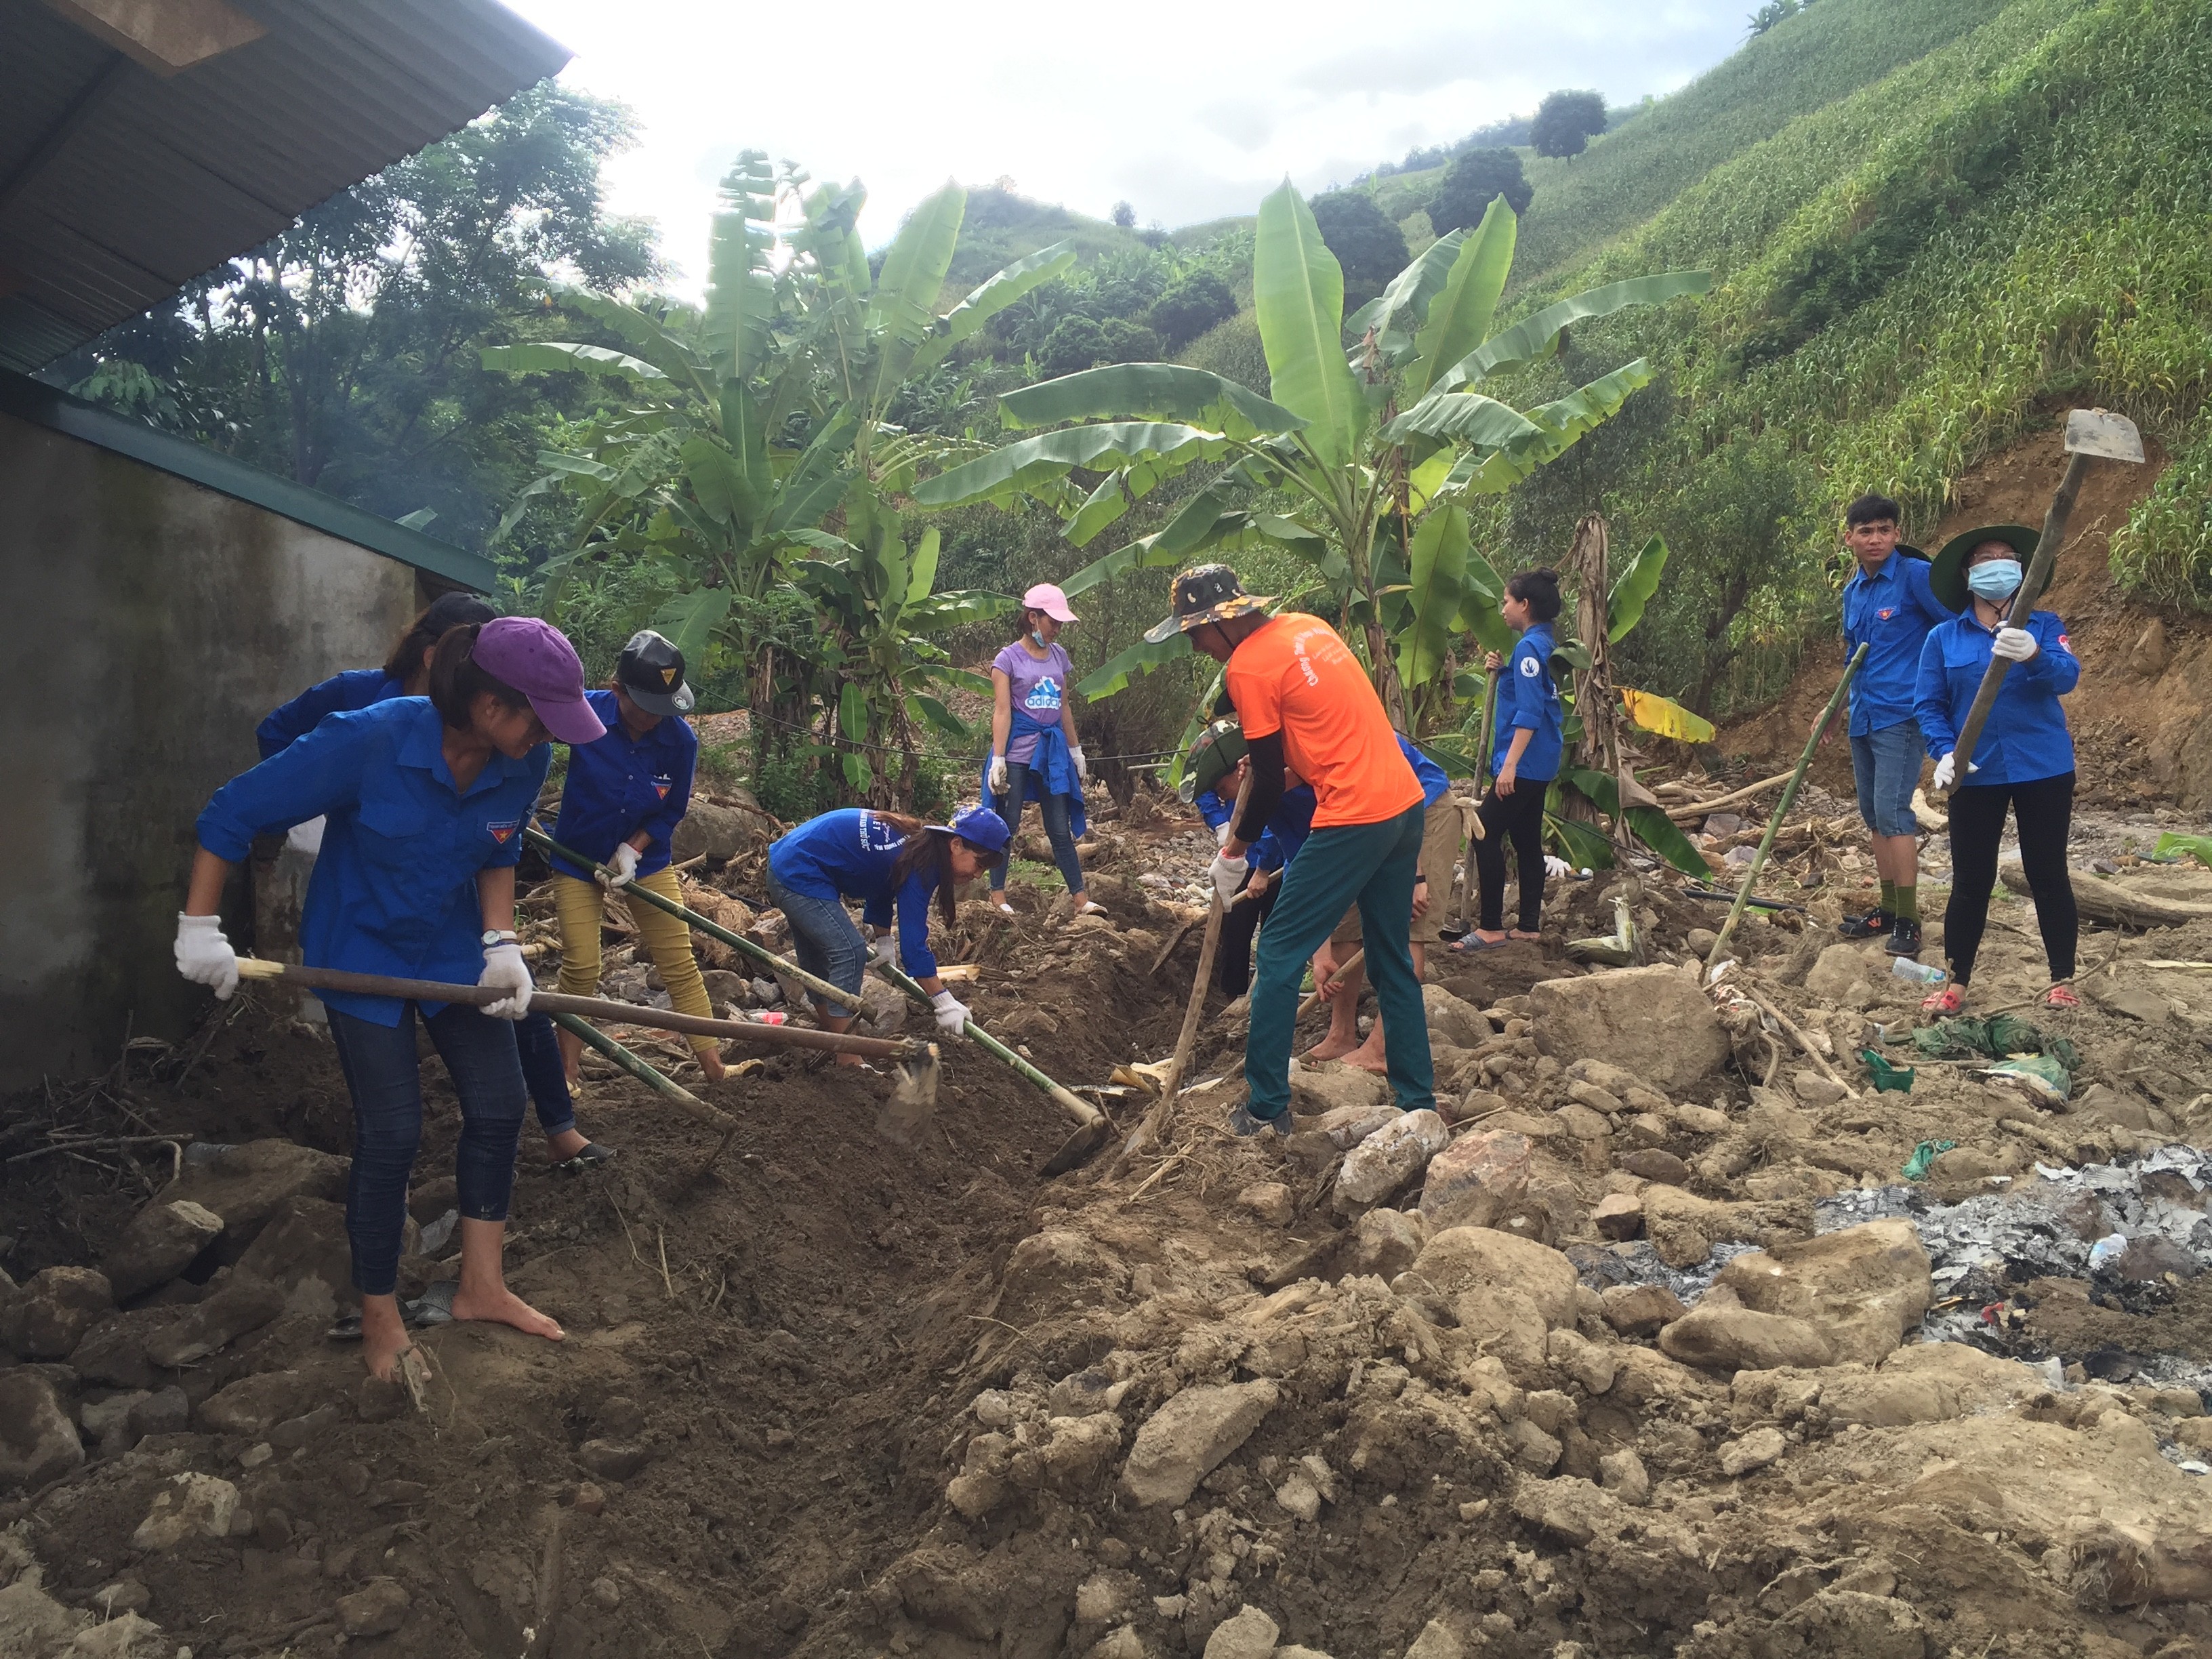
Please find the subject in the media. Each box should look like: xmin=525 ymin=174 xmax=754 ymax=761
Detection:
xmin=1890 ymin=956 xmax=1946 ymax=986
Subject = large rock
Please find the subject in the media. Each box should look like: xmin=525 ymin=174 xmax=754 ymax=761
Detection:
xmin=144 ymin=1275 xmax=285 ymax=1369
xmin=1711 ymin=1219 xmax=1930 ymax=1365
xmin=1290 ymin=1063 xmax=1389 ymax=1120
xmin=1805 ymin=941 xmax=1885 ymax=1001
xmin=100 ymin=1202 xmax=223 ymax=1300
xmin=1202 ymin=1605 xmax=1278 ymax=1659
xmin=1343 ymin=1209 xmax=1426 ymax=1281
xmin=66 ymin=1609 xmax=168 ymax=1657
xmin=1528 ymin=965 xmax=1729 ymax=1091
xmin=1422 ymin=985 xmax=1492 ymax=1050
xmin=161 ymin=1141 xmax=348 ymax=1246
xmin=1659 ymin=1300 xmax=1835 ymax=1374
xmin=1303 ymin=1101 xmax=1399 ymax=1150
xmin=1640 ymin=1185 xmax=1815 ymax=1269
xmin=1821 ymin=1341 xmax=2051 ymax=1428
xmin=1120 ymin=1381 xmax=1279 ymax=1507
xmin=670 ymin=800 xmax=768 ymax=863
xmin=129 ymin=1473 xmax=240 ymax=1551
xmin=1 ymin=1266 xmax=114 ymax=1359
xmin=1335 ymin=1110 xmax=1450 ymax=1210
xmin=197 ymin=1370 xmax=313 ymax=1437
xmin=0 ymin=1371 xmax=85 ymax=1492
xmin=1403 ymin=1227 xmax=1578 ymax=1330
xmin=0 ymin=1578 xmax=88 ymax=1655
xmin=69 ymin=1308 xmax=174 ymax=1391
xmin=232 ymin=1195 xmax=352 ymax=1320
xmin=1601 ymin=1284 xmax=1687 ymax=1338
xmin=337 ymin=1580 xmax=411 ymax=1639
xmin=1417 ymin=1131 xmax=1533 ymax=1233
xmin=991 ymin=1232 xmax=1129 ymax=1328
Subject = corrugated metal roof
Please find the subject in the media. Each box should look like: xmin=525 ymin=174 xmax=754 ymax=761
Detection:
xmin=0 ymin=370 xmax=499 ymax=591
xmin=0 ymin=0 xmax=571 ymax=373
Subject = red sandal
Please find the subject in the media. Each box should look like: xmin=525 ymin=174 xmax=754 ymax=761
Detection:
xmin=2045 ymin=983 xmax=2081 ymax=1010
xmin=1921 ymin=985 xmax=1965 ymax=1016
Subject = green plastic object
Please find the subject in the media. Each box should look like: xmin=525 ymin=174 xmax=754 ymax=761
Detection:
xmin=1984 ymin=1054 xmax=2072 ymax=1102
xmin=1912 ymin=1015 xmax=2077 ymax=1071
xmin=1902 ymin=1139 xmax=1957 ymax=1181
xmin=2154 ymin=831 xmax=2212 ymax=869
xmin=1859 ymin=1048 xmax=1917 ymax=1093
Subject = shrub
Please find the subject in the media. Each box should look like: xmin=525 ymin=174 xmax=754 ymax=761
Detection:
xmin=2110 ymin=418 xmax=2212 ymax=611
xmin=1428 ymin=148 xmax=1533 ymax=232
xmin=1149 ymin=270 xmax=1237 ymax=348
xmin=1532 ymin=90 xmax=1609 ymax=160
xmin=1307 ymin=191 xmax=1410 ymax=309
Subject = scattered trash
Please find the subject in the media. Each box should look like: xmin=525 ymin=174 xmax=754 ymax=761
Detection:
xmin=417 ymin=1207 xmax=459 ymax=1254
xmin=1912 ymin=1015 xmax=2079 ymax=1071
xmin=1859 ymin=1049 xmax=1916 ymax=1092
xmin=2089 ymin=1231 xmax=2129 ymax=1271
xmin=1982 ymin=1054 xmax=2072 ymax=1103
xmin=2152 ymin=831 xmax=2212 ymax=869
xmin=1902 ymin=1139 xmax=1956 ymax=1181
xmin=1891 ymin=957 xmax=1946 ymax=987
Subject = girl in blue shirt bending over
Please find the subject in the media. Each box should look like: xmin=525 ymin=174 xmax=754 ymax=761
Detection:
xmin=176 ymin=618 xmax=606 ymax=1384
xmin=1913 ymin=525 xmax=2083 ymax=1016
xmin=766 ymin=806 xmax=1008 ymax=1064
xmin=1456 ymin=567 xmax=1566 ymax=951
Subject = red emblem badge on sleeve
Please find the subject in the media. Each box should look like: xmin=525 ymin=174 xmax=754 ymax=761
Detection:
xmin=486 ymin=819 xmax=518 ymax=844
xmin=2058 ymin=634 xmax=2073 ymax=653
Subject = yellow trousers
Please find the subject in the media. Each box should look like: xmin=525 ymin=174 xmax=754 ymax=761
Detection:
xmin=553 ymin=868 xmax=718 ymax=1057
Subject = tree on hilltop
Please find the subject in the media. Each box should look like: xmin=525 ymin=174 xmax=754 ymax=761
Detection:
xmin=1111 ymin=200 xmax=1136 ymax=229
xmin=1429 ymin=148 xmax=1532 ymax=232
xmin=1308 ymin=190 xmax=1410 ymax=310
xmin=1532 ymin=89 xmax=1608 ymax=160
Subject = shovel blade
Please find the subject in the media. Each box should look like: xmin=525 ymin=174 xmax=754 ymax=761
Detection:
xmin=2064 ymin=408 xmax=2144 ymax=464
xmin=1040 ymin=1117 xmax=1113 ymax=1178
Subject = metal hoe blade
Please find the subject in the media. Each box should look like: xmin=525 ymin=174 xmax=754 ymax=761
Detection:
xmin=2064 ymin=408 xmax=2145 ymax=464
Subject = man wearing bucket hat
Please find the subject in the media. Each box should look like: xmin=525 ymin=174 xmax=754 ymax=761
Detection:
xmin=1151 ymin=565 xmax=1433 ymax=1136
xmin=548 ymin=630 xmax=730 ymax=1093
xmin=1912 ymin=524 xmax=2083 ymax=1015
xmin=176 ymin=615 xmax=600 ymax=1382
xmin=985 ymin=583 xmax=1100 ymax=917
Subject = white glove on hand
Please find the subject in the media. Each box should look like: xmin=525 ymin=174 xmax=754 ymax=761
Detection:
xmin=285 ymin=816 xmax=326 ymax=857
xmin=1215 ymin=819 xmax=1235 ymax=848
xmin=867 ymin=929 xmax=899 ymax=968
xmin=173 ymin=914 xmax=239 ymax=999
xmin=602 ymin=842 xmax=640 ymax=889
xmin=1544 ymin=855 xmax=1572 ymax=880
xmin=1932 ymin=752 xmax=1980 ymax=790
xmin=930 ymin=989 xmax=970 ymax=1036
xmin=987 ymin=754 xmax=1009 ymax=795
xmin=478 ymin=941 xmax=533 ymax=1020
xmin=1992 ymin=626 xmax=2039 ymax=663
xmin=1069 ymin=744 xmax=1088 ymax=783
xmin=1208 ymin=851 xmax=1245 ymax=908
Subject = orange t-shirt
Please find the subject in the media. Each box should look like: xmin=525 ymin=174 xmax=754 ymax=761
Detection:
xmin=1225 ymin=614 xmax=1422 ymax=829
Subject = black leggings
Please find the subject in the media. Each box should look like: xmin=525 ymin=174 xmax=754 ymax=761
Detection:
xmin=1216 ymin=867 xmax=1279 ymax=998
xmin=1945 ymin=771 xmax=2076 ymax=986
xmin=1474 ymin=782 xmax=1549 ymax=932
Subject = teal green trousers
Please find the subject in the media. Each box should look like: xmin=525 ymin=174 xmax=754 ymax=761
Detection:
xmin=1246 ymin=803 xmax=1433 ymax=1120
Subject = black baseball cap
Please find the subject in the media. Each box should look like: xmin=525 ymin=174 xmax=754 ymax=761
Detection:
xmin=616 ymin=630 xmax=695 ymax=716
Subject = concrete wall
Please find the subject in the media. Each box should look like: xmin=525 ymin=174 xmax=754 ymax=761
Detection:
xmin=0 ymin=411 xmax=421 ymax=1088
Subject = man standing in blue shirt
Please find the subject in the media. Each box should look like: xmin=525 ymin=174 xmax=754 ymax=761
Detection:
xmin=1832 ymin=493 xmax=1948 ymax=958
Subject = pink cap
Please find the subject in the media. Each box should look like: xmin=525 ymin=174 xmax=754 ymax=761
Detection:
xmin=473 ymin=617 xmax=606 ymax=745
xmin=1023 ymin=582 xmax=1078 ymax=623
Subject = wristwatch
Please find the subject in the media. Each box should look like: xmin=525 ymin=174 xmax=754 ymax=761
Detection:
xmin=481 ymin=929 xmax=518 ymax=947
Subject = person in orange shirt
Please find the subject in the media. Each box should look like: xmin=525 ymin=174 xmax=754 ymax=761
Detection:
xmin=1148 ymin=565 xmax=1433 ymax=1135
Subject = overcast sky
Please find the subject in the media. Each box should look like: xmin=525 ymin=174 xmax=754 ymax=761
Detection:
xmin=503 ymin=1 xmax=1748 ymax=291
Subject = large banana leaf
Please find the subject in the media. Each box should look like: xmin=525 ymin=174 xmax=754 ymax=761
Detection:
xmin=1075 ymin=632 xmax=1192 ymax=700
xmin=905 ymin=525 xmax=940 ymax=607
xmin=553 ymin=291 xmax=713 ymax=396
xmin=1446 ymin=359 xmax=1658 ymax=495
xmin=1439 ymin=270 xmax=1712 ymax=391
xmin=1456 ymin=549 xmax=1514 ymax=657
xmin=1397 ymin=505 xmax=1470 ymax=689
xmin=998 ymin=363 xmax=1305 ymax=442
xmin=1254 ymin=182 xmax=1367 ymax=470
xmin=478 ymin=342 xmax=668 ymax=384
xmin=1410 ymin=198 xmax=1517 ymax=399
xmin=1380 ymin=391 xmax=1542 ymax=450
xmin=1607 ymin=534 xmax=1670 ymax=643
xmin=917 ymin=241 xmax=1077 ymax=372
xmin=1620 ymin=688 xmax=1715 ymax=743
xmin=654 ymin=587 xmax=733 ymax=663
xmin=1344 ymin=228 xmax=1465 ymax=365
xmin=702 ymin=151 xmax=778 ymax=384
xmin=680 ymin=435 xmax=760 ymax=529
xmin=1544 ymin=811 xmax=1614 ymax=872
xmin=903 ymin=589 xmax=1015 ymax=632
xmin=869 ymin=182 xmax=966 ymax=405
xmin=764 ymin=409 xmax=857 ymax=535
xmin=1066 ymin=474 xmax=1129 ymax=546
xmin=1060 ymin=506 xmax=1325 ymax=598
xmin=909 ymin=692 xmax=969 ymax=739
xmin=1564 ymin=766 xmax=1711 ymax=876
xmin=912 ymin=422 xmax=1228 ymax=508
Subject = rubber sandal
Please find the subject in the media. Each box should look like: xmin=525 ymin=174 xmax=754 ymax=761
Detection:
xmin=995 ymin=901 xmax=1016 ymax=915
xmin=550 ymin=1142 xmax=617 ymax=1176
xmin=325 ymin=1279 xmax=459 ymax=1342
xmin=2045 ymin=983 xmax=2081 ymax=1010
xmin=1450 ymin=933 xmax=1513 ymax=953
xmin=1076 ymin=900 xmax=1108 ymax=916
xmin=1921 ymin=985 xmax=1965 ymax=1016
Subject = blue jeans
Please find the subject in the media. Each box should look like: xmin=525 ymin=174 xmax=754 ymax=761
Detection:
xmin=766 ymin=869 xmax=867 ymax=1019
xmin=989 ymin=762 xmax=1084 ymax=895
xmin=326 ymin=1002 xmax=528 ymax=1296
xmin=1247 ymin=805 xmax=1433 ymax=1121
xmin=1850 ymin=720 xmax=1923 ymax=837
xmin=514 ymin=1012 xmax=575 ymax=1138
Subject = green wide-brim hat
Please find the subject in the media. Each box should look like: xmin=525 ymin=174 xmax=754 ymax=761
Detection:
xmin=1181 ymin=718 xmax=1248 ymax=802
xmin=1929 ymin=523 xmax=2042 ymax=614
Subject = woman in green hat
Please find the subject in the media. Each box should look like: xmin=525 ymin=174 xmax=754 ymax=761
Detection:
xmin=1912 ymin=525 xmax=2082 ymax=1015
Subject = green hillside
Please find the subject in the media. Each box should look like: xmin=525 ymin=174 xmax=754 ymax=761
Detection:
xmin=1453 ymin=0 xmax=2212 ymax=716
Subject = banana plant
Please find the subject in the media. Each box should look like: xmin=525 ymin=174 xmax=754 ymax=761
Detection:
xmin=914 ymin=188 xmax=1709 ymax=733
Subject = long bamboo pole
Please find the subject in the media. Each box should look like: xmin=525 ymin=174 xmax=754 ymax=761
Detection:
xmin=1703 ymin=642 xmax=1869 ymax=974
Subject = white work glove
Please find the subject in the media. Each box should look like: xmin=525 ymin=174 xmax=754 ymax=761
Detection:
xmin=173 ymin=914 xmax=239 ymax=1000
xmin=987 ymin=754 xmax=1009 ymax=795
xmin=285 ymin=816 xmax=325 ymax=857
xmin=930 ymin=989 xmax=971 ymax=1036
xmin=1069 ymin=744 xmax=1088 ymax=783
xmin=1544 ymin=855 xmax=1571 ymax=880
xmin=1992 ymin=626 xmax=2039 ymax=663
xmin=478 ymin=941 xmax=533 ymax=1020
xmin=601 ymin=842 xmax=640 ymax=890
xmin=1208 ymin=851 xmax=1245 ymax=908
xmin=1932 ymin=752 xmax=1980 ymax=790
xmin=1215 ymin=819 xmax=1234 ymax=848
xmin=867 ymin=928 xmax=899 ymax=968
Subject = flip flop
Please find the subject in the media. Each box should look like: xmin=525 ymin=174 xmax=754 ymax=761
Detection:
xmin=1450 ymin=934 xmax=1513 ymax=953
xmin=325 ymin=1278 xmax=459 ymax=1343
xmin=550 ymin=1142 xmax=617 ymax=1176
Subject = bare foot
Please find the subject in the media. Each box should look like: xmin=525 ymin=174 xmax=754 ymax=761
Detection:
xmin=361 ymin=1296 xmax=409 ymax=1383
xmin=834 ymin=1052 xmax=867 ymax=1069
xmin=697 ymin=1046 xmax=728 ymax=1083
xmin=1508 ymin=929 xmax=1542 ymax=941
xmin=562 ymin=1072 xmax=584 ymax=1095
xmin=1304 ymin=1033 xmax=1361 ymax=1062
xmin=450 ymin=1282 xmax=564 ymax=1343
xmin=545 ymin=1126 xmax=590 ymax=1162
xmin=1343 ymin=1039 xmax=1389 ymax=1074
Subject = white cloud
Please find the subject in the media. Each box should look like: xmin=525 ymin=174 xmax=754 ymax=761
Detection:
xmin=501 ymin=0 xmax=1746 ymax=292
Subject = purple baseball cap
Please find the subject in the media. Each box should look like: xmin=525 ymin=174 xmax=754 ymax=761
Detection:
xmin=474 ymin=617 xmax=605 ymax=745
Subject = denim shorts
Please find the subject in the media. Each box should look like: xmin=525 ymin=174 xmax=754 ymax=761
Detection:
xmin=1851 ymin=720 xmax=1923 ymax=837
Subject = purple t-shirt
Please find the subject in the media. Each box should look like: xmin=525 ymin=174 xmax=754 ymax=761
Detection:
xmin=994 ymin=640 xmax=1073 ymax=764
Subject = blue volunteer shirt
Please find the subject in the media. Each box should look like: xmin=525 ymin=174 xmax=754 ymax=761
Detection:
xmin=1843 ymin=552 xmax=1948 ymax=737
xmin=1913 ymin=609 xmax=2079 ymax=785
xmin=198 ymin=698 xmax=550 ymax=1026
xmin=550 ymin=689 xmax=698 ymax=882
xmin=1492 ymin=624 xmax=1564 ymax=781
xmin=766 ymin=809 xmax=947 ymax=979
xmin=255 ymin=668 xmax=402 ymax=760
xmin=1401 ymin=736 xmax=1451 ymax=808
